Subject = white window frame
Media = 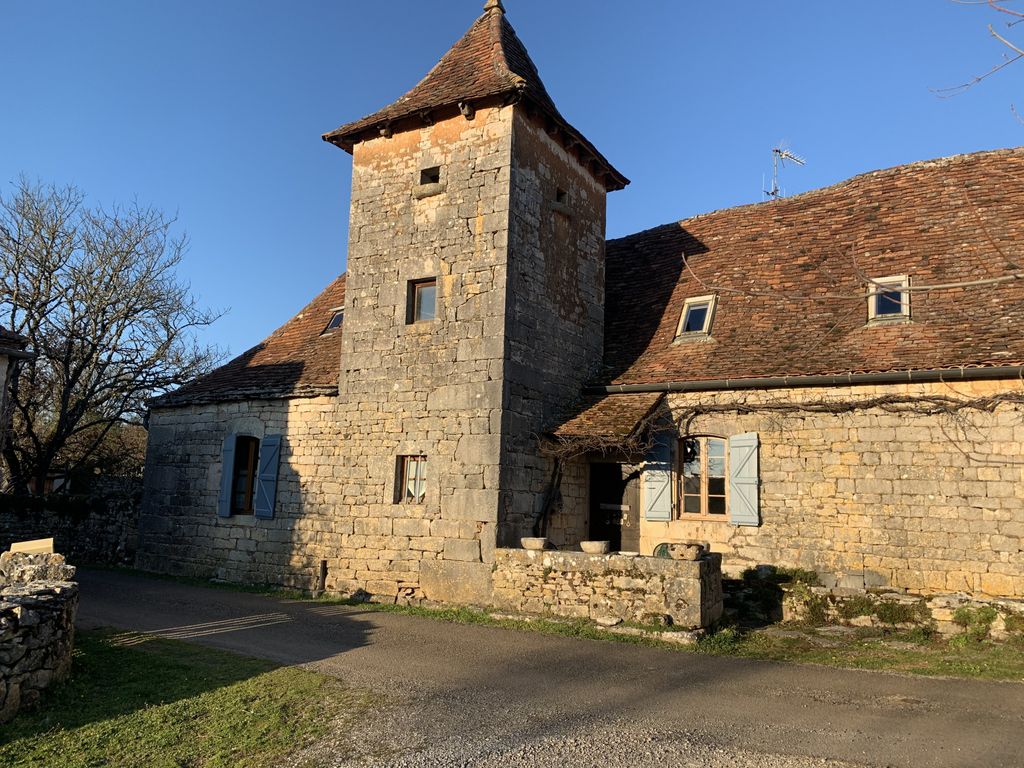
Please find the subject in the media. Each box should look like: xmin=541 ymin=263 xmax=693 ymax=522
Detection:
xmin=675 ymin=294 xmax=718 ymax=337
xmin=867 ymin=275 xmax=911 ymax=321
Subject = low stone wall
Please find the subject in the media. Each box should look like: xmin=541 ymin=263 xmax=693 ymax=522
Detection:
xmin=0 ymin=482 xmax=139 ymax=565
xmin=782 ymin=583 xmax=1024 ymax=640
xmin=491 ymin=548 xmax=723 ymax=629
xmin=0 ymin=552 xmax=78 ymax=722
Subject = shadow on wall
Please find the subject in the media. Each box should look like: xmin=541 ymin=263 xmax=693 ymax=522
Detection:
xmin=601 ymin=224 xmax=702 ymax=383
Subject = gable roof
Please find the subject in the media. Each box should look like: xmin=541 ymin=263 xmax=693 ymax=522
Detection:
xmin=600 ymin=147 xmax=1024 ymax=389
xmin=152 ymin=275 xmax=346 ymax=408
xmin=322 ymin=2 xmax=627 ymax=191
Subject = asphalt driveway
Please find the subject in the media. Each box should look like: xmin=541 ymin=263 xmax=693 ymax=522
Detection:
xmin=77 ymin=568 xmax=1024 ymax=767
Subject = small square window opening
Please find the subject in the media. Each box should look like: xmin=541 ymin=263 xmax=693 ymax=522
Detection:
xmin=555 ymin=187 xmax=568 ymax=205
xmin=676 ymin=295 xmax=717 ymax=337
xmin=322 ymin=308 xmax=344 ymax=334
xmin=397 ymin=455 xmax=427 ymax=504
xmin=419 ymin=166 xmax=441 ymax=185
xmin=407 ymin=278 xmax=437 ymax=324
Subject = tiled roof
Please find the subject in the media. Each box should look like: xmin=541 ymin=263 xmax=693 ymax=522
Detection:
xmin=601 ymin=147 xmax=1024 ymax=387
xmin=152 ymin=275 xmax=346 ymax=408
xmin=551 ymin=392 xmax=664 ymax=440
xmin=322 ymin=3 xmax=627 ymax=190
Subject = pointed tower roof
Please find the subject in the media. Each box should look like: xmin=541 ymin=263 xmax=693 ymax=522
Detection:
xmin=322 ymin=1 xmax=628 ymax=191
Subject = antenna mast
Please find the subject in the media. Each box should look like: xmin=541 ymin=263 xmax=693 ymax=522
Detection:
xmin=765 ymin=146 xmax=806 ymax=200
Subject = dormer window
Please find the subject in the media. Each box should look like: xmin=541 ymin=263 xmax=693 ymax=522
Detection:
xmin=322 ymin=308 xmax=344 ymax=334
xmin=676 ymin=294 xmax=717 ymax=338
xmin=867 ymin=275 xmax=910 ymax=322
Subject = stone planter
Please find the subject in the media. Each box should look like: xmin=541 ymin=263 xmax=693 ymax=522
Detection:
xmin=580 ymin=540 xmax=610 ymax=554
xmin=520 ymin=537 xmax=548 ymax=551
xmin=668 ymin=542 xmax=706 ymax=561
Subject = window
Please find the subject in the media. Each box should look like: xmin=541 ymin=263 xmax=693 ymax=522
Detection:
xmin=555 ymin=187 xmax=568 ymax=205
xmin=867 ymin=275 xmax=910 ymax=321
xmin=231 ymin=435 xmax=260 ymax=514
xmin=322 ymin=308 xmax=344 ymax=334
xmin=680 ymin=435 xmax=727 ymax=517
xmin=419 ymin=166 xmax=441 ymax=185
xmin=407 ymin=278 xmax=437 ymax=324
xmin=676 ymin=294 xmax=717 ymax=337
xmin=396 ymin=455 xmax=427 ymax=503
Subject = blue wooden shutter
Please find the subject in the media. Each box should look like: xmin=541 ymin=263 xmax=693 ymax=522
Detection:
xmin=217 ymin=435 xmax=236 ymax=518
xmin=728 ymin=432 xmax=760 ymax=526
xmin=642 ymin=432 xmax=674 ymax=521
xmin=253 ymin=434 xmax=282 ymax=519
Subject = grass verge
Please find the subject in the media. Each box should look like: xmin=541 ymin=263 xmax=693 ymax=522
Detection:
xmin=0 ymin=629 xmax=372 ymax=768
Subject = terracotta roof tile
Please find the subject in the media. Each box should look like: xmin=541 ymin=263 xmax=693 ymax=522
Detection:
xmin=322 ymin=4 xmax=627 ymax=190
xmin=153 ymin=275 xmax=346 ymax=407
xmin=602 ymin=147 xmax=1024 ymax=387
xmin=551 ymin=392 xmax=663 ymax=440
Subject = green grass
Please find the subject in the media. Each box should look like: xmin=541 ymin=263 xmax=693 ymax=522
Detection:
xmin=694 ymin=626 xmax=1024 ymax=681
xmin=0 ymin=630 xmax=372 ymax=768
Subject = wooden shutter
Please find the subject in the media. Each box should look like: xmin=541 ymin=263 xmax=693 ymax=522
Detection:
xmin=642 ymin=432 xmax=674 ymax=522
xmin=253 ymin=434 xmax=282 ymax=519
xmin=217 ymin=435 xmax=236 ymax=518
xmin=728 ymin=432 xmax=760 ymax=526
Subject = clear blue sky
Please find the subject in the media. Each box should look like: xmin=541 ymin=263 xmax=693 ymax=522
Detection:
xmin=3 ymin=1 xmax=1021 ymax=358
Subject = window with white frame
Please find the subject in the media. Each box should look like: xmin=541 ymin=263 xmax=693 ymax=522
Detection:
xmin=679 ymin=435 xmax=728 ymax=517
xmin=676 ymin=294 xmax=717 ymax=337
xmin=867 ymin=275 xmax=910 ymax=321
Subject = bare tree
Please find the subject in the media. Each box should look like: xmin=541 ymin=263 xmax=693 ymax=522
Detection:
xmin=0 ymin=178 xmax=222 ymax=493
xmin=937 ymin=0 xmax=1024 ymax=112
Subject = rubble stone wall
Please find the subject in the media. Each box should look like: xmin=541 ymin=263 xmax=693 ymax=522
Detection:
xmin=491 ymin=548 xmax=723 ymax=629
xmin=0 ymin=552 xmax=78 ymax=723
xmin=628 ymin=379 xmax=1024 ymax=598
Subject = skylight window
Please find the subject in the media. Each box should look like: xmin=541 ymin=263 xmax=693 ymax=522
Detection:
xmin=322 ymin=308 xmax=344 ymax=334
xmin=867 ymin=275 xmax=910 ymax=322
xmin=676 ymin=295 xmax=717 ymax=337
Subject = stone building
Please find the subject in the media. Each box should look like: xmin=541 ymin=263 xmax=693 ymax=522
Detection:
xmin=138 ymin=2 xmax=1024 ymax=605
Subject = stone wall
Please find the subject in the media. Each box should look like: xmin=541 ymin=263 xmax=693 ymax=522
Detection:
xmin=620 ymin=379 xmax=1024 ymax=598
xmin=491 ymin=548 xmax=723 ymax=629
xmin=0 ymin=552 xmax=78 ymax=723
xmin=0 ymin=482 xmax=139 ymax=564
xmin=138 ymin=397 xmax=342 ymax=588
xmin=498 ymin=110 xmax=609 ymax=545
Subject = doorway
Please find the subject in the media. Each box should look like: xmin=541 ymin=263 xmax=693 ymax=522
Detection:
xmin=588 ymin=463 xmax=640 ymax=552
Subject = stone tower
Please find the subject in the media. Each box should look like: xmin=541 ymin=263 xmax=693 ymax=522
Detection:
xmin=322 ymin=1 xmax=627 ymax=602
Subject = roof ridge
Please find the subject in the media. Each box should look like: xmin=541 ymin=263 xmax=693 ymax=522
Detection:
xmin=610 ymin=145 xmax=1024 ymax=246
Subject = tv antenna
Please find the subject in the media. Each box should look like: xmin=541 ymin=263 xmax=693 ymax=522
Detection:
xmin=764 ymin=145 xmax=806 ymax=200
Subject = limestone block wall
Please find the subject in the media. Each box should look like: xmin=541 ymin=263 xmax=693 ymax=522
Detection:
xmin=137 ymin=397 xmax=346 ymax=588
xmin=499 ymin=109 xmax=609 ymax=545
xmin=0 ymin=552 xmax=78 ymax=723
xmin=625 ymin=379 xmax=1024 ymax=598
xmin=491 ymin=548 xmax=723 ymax=629
xmin=334 ymin=106 xmax=516 ymax=602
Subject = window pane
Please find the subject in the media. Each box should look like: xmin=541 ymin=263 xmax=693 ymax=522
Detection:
xmin=684 ymin=495 xmax=701 ymax=514
xmin=682 ymin=304 xmax=708 ymax=333
xmin=708 ymin=476 xmax=725 ymax=496
xmin=708 ymin=456 xmax=725 ymax=478
xmin=414 ymin=283 xmax=436 ymax=322
xmin=876 ymin=287 xmax=903 ymax=316
xmin=324 ymin=310 xmax=344 ymax=331
xmin=707 ymin=438 xmax=725 ymax=458
xmin=708 ymin=496 xmax=726 ymax=515
xmin=682 ymin=438 xmax=700 ymax=477
xmin=683 ymin=476 xmax=701 ymax=495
